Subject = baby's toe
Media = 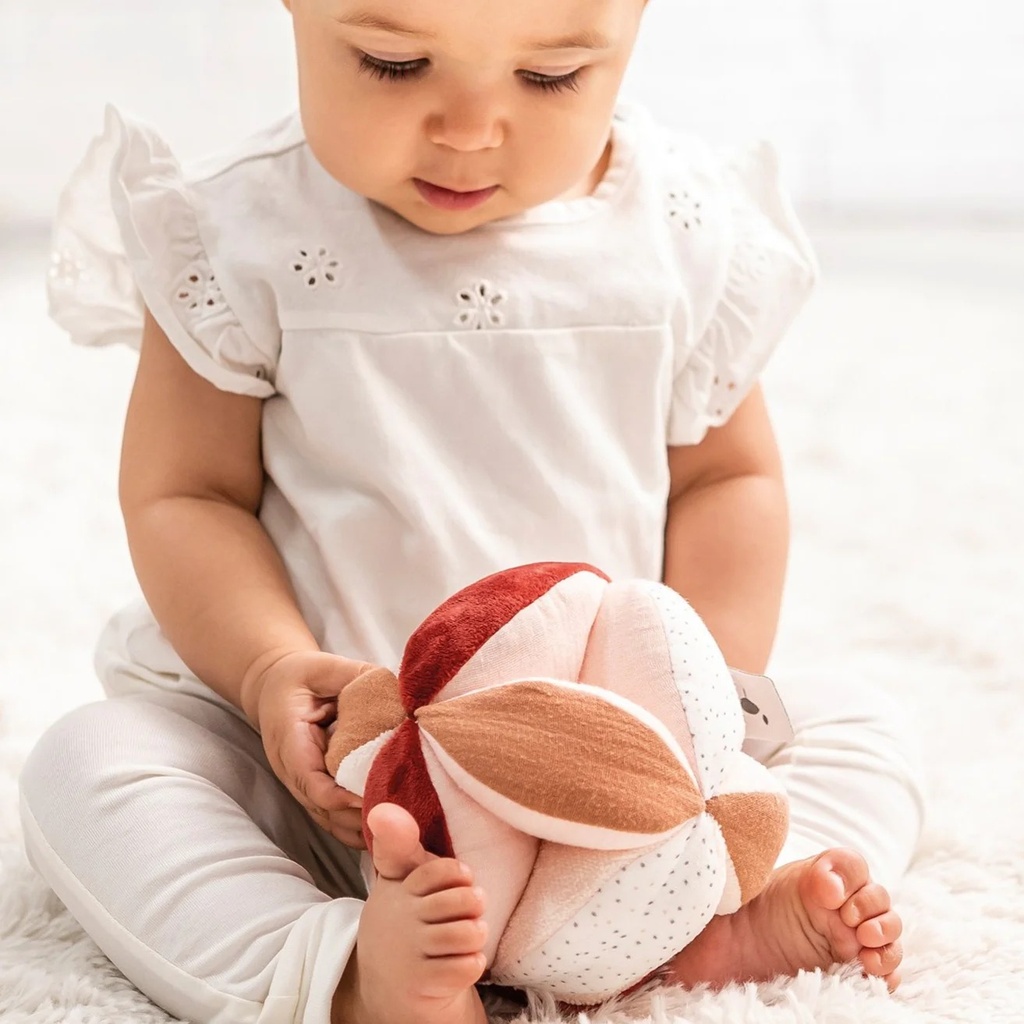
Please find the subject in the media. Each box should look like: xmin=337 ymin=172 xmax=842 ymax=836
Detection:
xmin=421 ymin=885 xmax=486 ymax=924
xmin=406 ymin=858 xmax=474 ymax=897
xmin=860 ymin=939 xmax=903 ymax=980
xmin=840 ymin=882 xmax=891 ymax=929
xmin=883 ymin=967 xmax=903 ymax=993
xmin=422 ymin=918 xmax=489 ymax=957
xmin=412 ymin=953 xmax=488 ymax=999
xmin=855 ymin=909 xmax=901 ymax=949
xmin=803 ymin=849 xmax=870 ymax=912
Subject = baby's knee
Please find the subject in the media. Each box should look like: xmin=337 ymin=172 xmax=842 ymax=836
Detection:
xmin=842 ymin=685 xmax=926 ymax=798
xmin=787 ymin=679 xmax=928 ymax=840
xmin=20 ymin=696 xmax=214 ymax=832
xmin=20 ymin=700 xmax=130 ymax=831
xmin=786 ymin=675 xmax=924 ymax=768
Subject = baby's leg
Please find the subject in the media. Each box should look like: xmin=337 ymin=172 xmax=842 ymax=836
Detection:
xmin=758 ymin=678 xmax=926 ymax=890
xmin=666 ymin=677 xmax=925 ymax=992
xmin=18 ymin=689 xmax=368 ymax=1023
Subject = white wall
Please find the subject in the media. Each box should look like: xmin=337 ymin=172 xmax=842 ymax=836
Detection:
xmin=0 ymin=0 xmax=297 ymax=224
xmin=2 ymin=0 xmax=1022 ymax=224
xmin=626 ymin=0 xmax=1024 ymax=215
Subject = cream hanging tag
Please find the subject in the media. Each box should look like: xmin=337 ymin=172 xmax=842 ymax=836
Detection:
xmin=729 ymin=668 xmax=794 ymax=743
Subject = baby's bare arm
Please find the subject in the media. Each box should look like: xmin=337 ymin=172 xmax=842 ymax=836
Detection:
xmin=120 ymin=311 xmax=369 ymax=840
xmin=663 ymin=385 xmax=789 ymax=674
xmin=119 ymin=309 xmax=317 ymax=723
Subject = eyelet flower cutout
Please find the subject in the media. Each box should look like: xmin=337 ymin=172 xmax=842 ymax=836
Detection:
xmin=48 ymin=248 xmax=89 ymax=289
xmin=292 ymin=247 xmax=341 ymax=289
xmin=667 ymin=190 xmax=703 ymax=230
xmin=454 ymin=280 xmax=507 ymax=329
xmin=174 ymin=262 xmax=228 ymax=323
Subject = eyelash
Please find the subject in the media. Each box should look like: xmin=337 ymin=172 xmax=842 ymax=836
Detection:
xmin=520 ymin=69 xmax=582 ymax=94
xmin=359 ymin=54 xmax=427 ymax=81
xmin=357 ymin=53 xmax=582 ymax=94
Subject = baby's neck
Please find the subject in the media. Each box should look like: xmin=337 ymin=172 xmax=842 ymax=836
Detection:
xmin=559 ymin=138 xmax=614 ymax=201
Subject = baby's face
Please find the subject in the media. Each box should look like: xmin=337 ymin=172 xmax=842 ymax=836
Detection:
xmin=284 ymin=0 xmax=645 ymax=234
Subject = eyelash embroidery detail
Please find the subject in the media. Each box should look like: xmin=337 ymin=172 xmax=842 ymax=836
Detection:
xmin=454 ymin=280 xmax=507 ymax=329
xmin=292 ymin=247 xmax=342 ymax=289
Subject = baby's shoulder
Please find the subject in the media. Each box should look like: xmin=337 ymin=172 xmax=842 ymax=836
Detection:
xmin=183 ymin=109 xmax=308 ymax=187
xmin=636 ymin=113 xmax=763 ymax=236
xmin=629 ymin=107 xmax=815 ymax=290
xmin=181 ymin=111 xmax=364 ymax=242
xmin=624 ymin=110 xmax=741 ymax=288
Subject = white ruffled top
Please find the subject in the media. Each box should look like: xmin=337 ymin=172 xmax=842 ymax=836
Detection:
xmin=47 ymin=103 xmax=818 ymax=688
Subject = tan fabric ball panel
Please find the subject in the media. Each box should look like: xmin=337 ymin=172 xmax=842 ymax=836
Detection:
xmin=705 ymin=788 xmax=789 ymax=904
xmin=325 ymin=667 xmax=404 ymax=776
xmin=416 ymin=680 xmax=703 ymax=835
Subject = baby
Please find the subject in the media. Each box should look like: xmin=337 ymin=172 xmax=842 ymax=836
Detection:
xmin=21 ymin=1 xmax=926 ymax=1023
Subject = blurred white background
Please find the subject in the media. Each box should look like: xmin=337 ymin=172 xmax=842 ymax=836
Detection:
xmin=1 ymin=0 xmax=1023 ymax=224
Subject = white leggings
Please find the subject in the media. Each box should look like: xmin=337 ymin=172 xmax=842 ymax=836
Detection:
xmin=19 ymin=657 xmax=925 ymax=1024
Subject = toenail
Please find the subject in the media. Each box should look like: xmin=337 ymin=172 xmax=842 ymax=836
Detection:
xmin=869 ymin=943 xmax=900 ymax=972
xmin=827 ymin=870 xmax=847 ymax=904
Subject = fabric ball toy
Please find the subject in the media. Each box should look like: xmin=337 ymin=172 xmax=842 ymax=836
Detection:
xmin=325 ymin=562 xmax=789 ymax=1005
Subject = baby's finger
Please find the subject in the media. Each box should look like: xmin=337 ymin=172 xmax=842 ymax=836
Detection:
xmin=291 ymin=773 xmax=332 ymax=817
xmin=283 ymin=727 xmax=360 ymax=810
xmin=304 ymin=804 xmax=364 ymax=848
xmin=328 ymin=806 xmax=364 ymax=835
xmin=301 ymin=654 xmax=378 ymax=700
xmin=331 ymin=826 xmax=367 ymax=850
xmin=264 ymin=749 xmax=320 ymax=820
xmin=282 ymin=790 xmax=330 ymax=832
xmin=305 ymin=768 xmax=362 ymax=813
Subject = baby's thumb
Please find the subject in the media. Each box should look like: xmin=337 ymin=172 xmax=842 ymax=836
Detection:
xmin=302 ymin=652 xmax=380 ymax=698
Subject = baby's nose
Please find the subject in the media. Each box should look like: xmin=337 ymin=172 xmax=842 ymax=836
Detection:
xmin=427 ymin=94 xmax=505 ymax=152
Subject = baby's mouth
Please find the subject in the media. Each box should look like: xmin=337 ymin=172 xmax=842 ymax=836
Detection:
xmin=413 ymin=179 xmax=499 ymax=212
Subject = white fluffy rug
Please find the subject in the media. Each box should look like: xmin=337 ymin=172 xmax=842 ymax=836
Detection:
xmin=1 ymin=222 xmax=1022 ymax=1024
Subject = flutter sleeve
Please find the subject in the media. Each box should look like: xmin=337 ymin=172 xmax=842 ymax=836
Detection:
xmin=47 ymin=106 xmax=278 ymax=397
xmin=666 ymin=140 xmax=819 ymax=446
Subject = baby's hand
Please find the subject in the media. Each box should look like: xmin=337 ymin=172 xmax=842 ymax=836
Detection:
xmin=250 ymin=650 xmax=377 ymax=849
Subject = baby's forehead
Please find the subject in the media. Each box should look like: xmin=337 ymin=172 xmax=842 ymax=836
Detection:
xmin=327 ymin=0 xmax=643 ymax=50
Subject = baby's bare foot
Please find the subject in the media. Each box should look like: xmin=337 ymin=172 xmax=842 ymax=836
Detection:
xmin=664 ymin=848 xmax=903 ymax=992
xmin=332 ymin=803 xmax=489 ymax=1024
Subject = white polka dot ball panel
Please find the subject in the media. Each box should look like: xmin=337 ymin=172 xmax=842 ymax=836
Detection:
xmin=491 ymin=815 xmax=727 ymax=1003
xmin=650 ymin=584 xmax=744 ymax=798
